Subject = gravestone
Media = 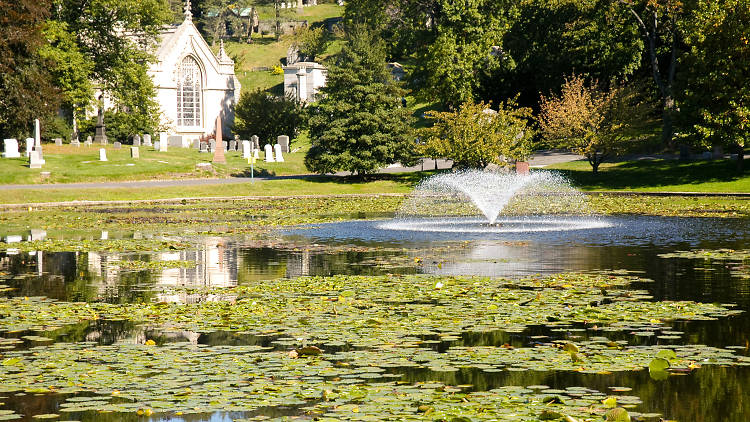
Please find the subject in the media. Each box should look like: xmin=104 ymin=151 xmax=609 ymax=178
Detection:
xmin=133 ymin=134 xmax=141 ymax=147
xmin=274 ymin=144 xmax=284 ymax=162
xmin=168 ymin=135 xmax=183 ymax=148
xmin=277 ymin=135 xmax=290 ymax=153
xmin=515 ymin=161 xmax=530 ymax=175
xmin=229 ymin=140 xmax=236 ymax=152
xmin=253 ymin=147 xmax=260 ymax=160
xmin=29 ymin=150 xmax=44 ymax=168
xmin=99 ymin=148 xmax=108 ymax=161
xmin=143 ymin=134 xmax=152 ymax=146
xmin=2 ymin=139 xmax=20 ymax=158
xmin=54 ymin=138 xmax=63 ymax=146
xmin=223 ymin=141 xmax=228 ymax=151
xmin=199 ymin=142 xmax=208 ymax=153
xmin=85 ymin=136 xmax=93 ymax=146
xmin=264 ymin=144 xmax=275 ymax=162
xmin=194 ymin=139 xmax=201 ymax=149
xmin=25 ymin=138 xmax=33 ymax=157
xmin=159 ymin=133 xmax=168 ymax=151
xmin=153 ymin=141 xmax=160 ymax=151
xmin=94 ymin=104 xmax=107 ymax=144
xmin=712 ymin=145 xmax=724 ymax=159
xmin=34 ymin=145 xmax=43 ymax=162
xmin=34 ymin=119 xmax=41 ymax=148
xmin=159 ymin=136 xmax=168 ymax=152
xmin=251 ymin=135 xmax=259 ymax=151
xmin=209 ymin=140 xmax=216 ymax=152
xmin=242 ymin=140 xmax=251 ymax=159
xmin=71 ymin=139 xmax=80 ymax=147
xmin=113 ymin=142 xmax=121 ymax=149
xmin=130 ymin=147 xmax=139 ymax=159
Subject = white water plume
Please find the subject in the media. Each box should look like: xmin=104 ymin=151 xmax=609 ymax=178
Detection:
xmin=398 ymin=170 xmax=592 ymax=224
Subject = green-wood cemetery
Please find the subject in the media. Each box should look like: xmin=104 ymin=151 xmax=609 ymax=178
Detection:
xmin=1 ymin=1 xmax=750 ymax=421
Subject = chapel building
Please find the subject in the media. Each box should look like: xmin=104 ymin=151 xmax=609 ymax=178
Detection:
xmin=148 ymin=2 xmax=241 ymax=142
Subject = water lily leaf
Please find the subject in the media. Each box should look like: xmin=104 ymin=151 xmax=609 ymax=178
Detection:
xmin=655 ymin=349 xmax=677 ymax=360
xmin=648 ymin=357 xmax=670 ymax=372
xmin=604 ymin=407 xmax=631 ymax=422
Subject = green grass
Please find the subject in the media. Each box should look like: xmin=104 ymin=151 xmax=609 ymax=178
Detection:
xmin=236 ymin=70 xmax=283 ymax=94
xmin=0 ymin=173 xmax=424 ymax=204
xmin=0 ymin=142 xmax=311 ymax=185
xmin=546 ymin=158 xmax=750 ymax=192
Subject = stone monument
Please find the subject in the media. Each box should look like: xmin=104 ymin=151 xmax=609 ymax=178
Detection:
xmin=159 ymin=133 xmax=168 ymax=151
xmin=25 ymin=138 xmax=33 ymax=157
xmin=2 ymin=139 xmax=20 ymax=158
xmin=274 ymin=143 xmax=284 ymax=162
xmin=54 ymin=138 xmax=63 ymax=146
xmin=93 ymin=102 xmax=108 ymax=144
xmin=212 ymin=115 xmax=226 ymax=164
xmin=277 ymin=135 xmax=290 ymax=153
xmin=143 ymin=134 xmax=152 ymax=146
xmin=34 ymin=119 xmax=41 ymax=148
xmin=242 ymin=140 xmax=251 ymax=159
xmin=264 ymin=144 xmax=275 ymax=162
xmin=29 ymin=150 xmax=44 ymax=168
xmin=99 ymin=148 xmax=108 ymax=161
xmin=133 ymin=134 xmax=141 ymax=147
xmin=131 ymin=147 xmax=139 ymax=159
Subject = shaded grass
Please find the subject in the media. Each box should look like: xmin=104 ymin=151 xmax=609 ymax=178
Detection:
xmin=546 ymin=158 xmax=750 ymax=192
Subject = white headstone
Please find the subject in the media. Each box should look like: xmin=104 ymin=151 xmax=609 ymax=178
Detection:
xmin=143 ymin=134 xmax=152 ymax=146
xmin=71 ymin=140 xmax=80 ymax=147
xmin=113 ymin=142 xmax=121 ymax=149
xmin=159 ymin=133 xmax=168 ymax=151
xmin=130 ymin=147 xmax=139 ymax=159
xmin=242 ymin=140 xmax=251 ymax=159
xmin=25 ymin=138 xmax=33 ymax=157
xmin=253 ymin=148 xmax=260 ymax=159
xmin=274 ymin=143 xmax=284 ymax=162
xmin=34 ymin=119 xmax=41 ymax=148
xmin=85 ymin=136 xmax=93 ymax=146
xmin=133 ymin=134 xmax=141 ymax=147
xmin=2 ymin=139 xmax=20 ymax=158
xmin=264 ymin=144 xmax=275 ymax=162
xmin=99 ymin=148 xmax=108 ymax=161
xmin=30 ymin=229 xmax=46 ymax=241
xmin=29 ymin=150 xmax=44 ymax=168
xmin=54 ymin=138 xmax=63 ymax=146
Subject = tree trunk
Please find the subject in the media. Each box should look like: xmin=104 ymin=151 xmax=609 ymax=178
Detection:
xmin=735 ymin=144 xmax=744 ymax=172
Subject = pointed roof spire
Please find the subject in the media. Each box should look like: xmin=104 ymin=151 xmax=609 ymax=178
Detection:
xmin=217 ymin=39 xmax=233 ymax=64
xmin=184 ymin=0 xmax=192 ymax=21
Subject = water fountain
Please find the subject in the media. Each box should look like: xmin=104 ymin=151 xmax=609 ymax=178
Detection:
xmin=379 ymin=169 xmax=611 ymax=234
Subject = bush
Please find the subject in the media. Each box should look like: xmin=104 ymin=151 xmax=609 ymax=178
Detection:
xmin=234 ymin=89 xmax=305 ymax=145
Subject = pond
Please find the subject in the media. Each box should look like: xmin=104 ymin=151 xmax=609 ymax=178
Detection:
xmin=0 ymin=211 xmax=749 ymax=421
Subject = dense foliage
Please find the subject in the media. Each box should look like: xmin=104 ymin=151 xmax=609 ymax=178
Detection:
xmin=539 ymin=76 xmax=652 ymax=173
xmin=305 ymin=28 xmax=417 ymax=176
xmin=420 ymin=101 xmax=534 ymax=169
xmin=234 ymin=89 xmax=306 ymax=145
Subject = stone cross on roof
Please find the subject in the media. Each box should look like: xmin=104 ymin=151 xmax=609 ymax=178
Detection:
xmin=184 ymin=0 xmax=192 ymax=21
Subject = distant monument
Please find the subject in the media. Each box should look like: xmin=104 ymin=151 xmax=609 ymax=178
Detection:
xmin=212 ymin=115 xmax=226 ymax=164
xmin=93 ymin=97 xmax=108 ymax=144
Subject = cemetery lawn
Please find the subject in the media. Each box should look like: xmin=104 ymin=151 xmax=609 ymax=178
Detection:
xmin=546 ymin=158 xmax=750 ymax=192
xmin=0 ymin=143 xmax=311 ymax=185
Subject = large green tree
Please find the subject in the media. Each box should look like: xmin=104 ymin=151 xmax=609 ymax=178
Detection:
xmin=49 ymin=0 xmax=171 ymax=135
xmin=0 ymin=0 xmax=59 ymax=139
xmin=234 ymin=89 xmax=305 ymax=145
xmin=305 ymin=28 xmax=417 ymax=176
xmin=679 ymin=0 xmax=750 ymax=171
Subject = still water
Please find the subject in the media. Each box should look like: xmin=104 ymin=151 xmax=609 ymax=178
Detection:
xmin=1 ymin=215 xmax=749 ymax=421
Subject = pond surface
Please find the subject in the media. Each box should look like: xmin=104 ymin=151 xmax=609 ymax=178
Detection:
xmin=1 ymin=214 xmax=749 ymax=421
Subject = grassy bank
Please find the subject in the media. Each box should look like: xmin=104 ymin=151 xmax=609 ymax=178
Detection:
xmin=546 ymin=158 xmax=750 ymax=192
xmin=0 ymin=142 xmax=313 ymax=185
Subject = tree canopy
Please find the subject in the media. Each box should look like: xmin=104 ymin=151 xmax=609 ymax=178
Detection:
xmin=305 ymin=27 xmax=417 ymax=176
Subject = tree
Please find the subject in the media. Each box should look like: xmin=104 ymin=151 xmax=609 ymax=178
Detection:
xmin=292 ymin=25 xmax=329 ymax=62
xmin=50 ymin=0 xmax=171 ymax=133
xmin=419 ymin=101 xmax=534 ymax=169
xmin=0 ymin=0 xmax=59 ymax=138
xmin=539 ymin=75 xmax=652 ymax=173
xmin=234 ymin=89 xmax=305 ymax=145
xmin=619 ymin=0 xmax=688 ymax=148
xmin=678 ymin=0 xmax=750 ymax=171
xmin=305 ymin=27 xmax=417 ymax=176
xmin=491 ymin=0 xmax=643 ymax=109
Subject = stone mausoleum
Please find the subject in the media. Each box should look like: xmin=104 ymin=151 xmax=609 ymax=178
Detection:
xmin=148 ymin=3 xmax=241 ymax=142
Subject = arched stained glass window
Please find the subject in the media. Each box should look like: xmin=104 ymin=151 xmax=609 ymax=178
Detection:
xmin=177 ymin=56 xmax=202 ymax=127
